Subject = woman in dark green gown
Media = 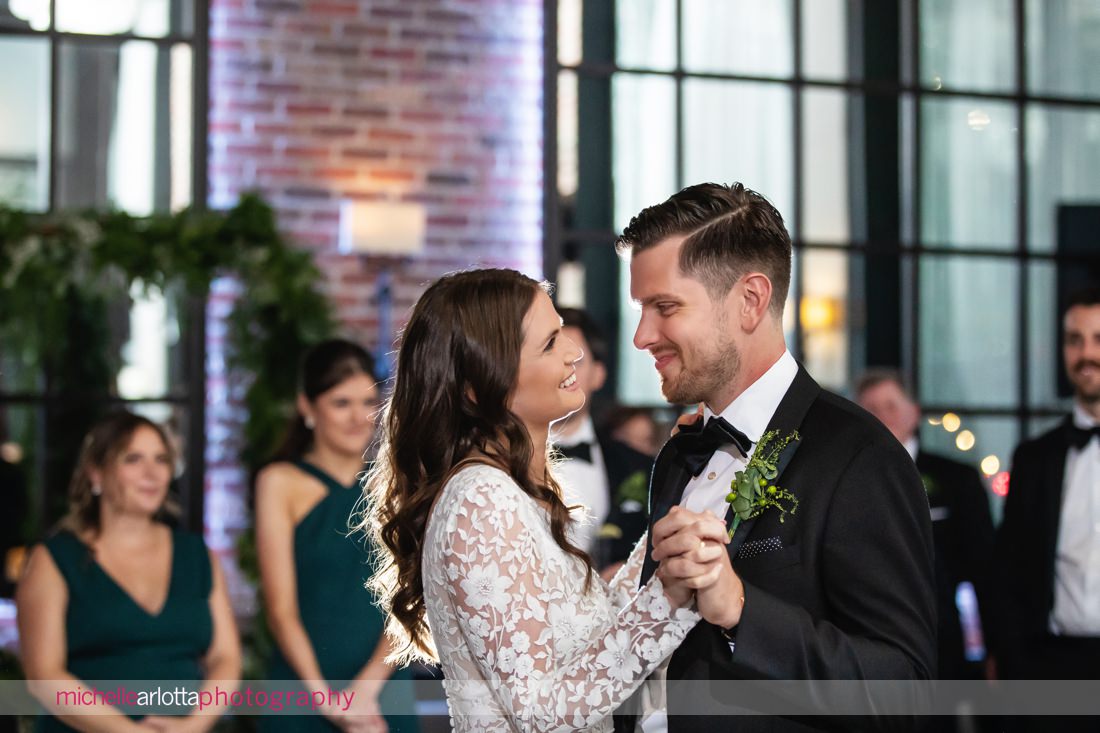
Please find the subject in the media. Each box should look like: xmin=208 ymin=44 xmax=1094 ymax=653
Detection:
xmin=16 ymin=411 xmax=241 ymax=732
xmin=255 ymin=341 xmax=417 ymax=733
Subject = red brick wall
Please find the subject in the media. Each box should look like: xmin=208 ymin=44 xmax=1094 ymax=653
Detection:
xmin=204 ymin=0 xmax=543 ymax=609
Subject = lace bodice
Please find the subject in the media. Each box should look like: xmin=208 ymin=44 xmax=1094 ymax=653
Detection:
xmin=422 ymin=464 xmax=699 ymax=732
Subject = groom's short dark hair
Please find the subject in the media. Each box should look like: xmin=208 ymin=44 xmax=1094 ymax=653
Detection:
xmin=615 ymin=182 xmax=792 ymax=317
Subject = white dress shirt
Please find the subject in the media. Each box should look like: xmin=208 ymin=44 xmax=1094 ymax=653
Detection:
xmin=1050 ymin=403 xmax=1100 ymax=636
xmin=551 ymin=415 xmax=610 ymax=555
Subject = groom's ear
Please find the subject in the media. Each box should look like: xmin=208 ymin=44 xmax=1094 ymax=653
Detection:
xmin=736 ymin=272 xmax=774 ymax=333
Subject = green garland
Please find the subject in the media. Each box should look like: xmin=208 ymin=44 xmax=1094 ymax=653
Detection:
xmin=0 ymin=193 xmax=336 ymax=516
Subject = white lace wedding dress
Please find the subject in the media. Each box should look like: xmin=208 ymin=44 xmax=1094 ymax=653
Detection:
xmin=422 ymin=463 xmax=700 ymax=732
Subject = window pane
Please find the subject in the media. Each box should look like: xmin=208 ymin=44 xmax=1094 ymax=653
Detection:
xmin=1027 ymin=0 xmax=1100 ymax=99
xmin=1027 ymin=261 xmax=1071 ymax=409
xmin=617 ymin=0 xmax=676 ymax=71
xmin=56 ymin=0 xmax=194 ymax=37
xmin=919 ymin=257 xmax=1019 ymax=408
xmin=1027 ymin=104 xmax=1100 ymax=252
xmin=921 ymin=98 xmax=1017 ymax=249
xmin=0 ymin=37 xmax=49 ymax=211
xmin=920 ymin=0 xmax=1015 ymax=93
xmin=682 ymin=0 xmax=793 ymax=77
xmin=613 ymin=74 xmax=676 ymax=231
xmin=683 ymin=80 xmax=794 ymax=235
xmin=1 ymin=0 xmax=48 ymax=30
xmin=116 ymin=283 xmax=191 ymax=400
xmin=802 ymin=89 xmax=855 ymax=243
xmin=57 ymin=40 xmax=192 ymax=214
xmin=558 ymin=0 xmax=582 ymax=66
xmin=801 ymin=249 xmax=851 ymax=392
xmin=617 ymin=262 xmax=663 ymax=405
xmin=801 ymin=0 xmax=849 ymax=81
xmin=558 ymin=70 xmax=578 ymax=203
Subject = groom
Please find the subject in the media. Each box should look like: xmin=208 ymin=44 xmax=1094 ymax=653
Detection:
xmin=615 ymin=183 xmax=936 ymax=732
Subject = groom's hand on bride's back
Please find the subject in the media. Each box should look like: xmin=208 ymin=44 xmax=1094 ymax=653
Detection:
xmin=652 ymin=507 xmax=746 ymax=629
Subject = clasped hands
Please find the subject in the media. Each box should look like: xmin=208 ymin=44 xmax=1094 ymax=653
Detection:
xmin=652 ymin=506 xmax=746 ymax=630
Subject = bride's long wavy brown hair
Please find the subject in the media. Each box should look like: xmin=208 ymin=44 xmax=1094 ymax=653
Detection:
xmin=360 ymin=268 xmax=593 ymax=664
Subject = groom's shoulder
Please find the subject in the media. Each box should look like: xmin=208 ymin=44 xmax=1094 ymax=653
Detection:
xmin=805 ymin=386 xmax=901 ymax=448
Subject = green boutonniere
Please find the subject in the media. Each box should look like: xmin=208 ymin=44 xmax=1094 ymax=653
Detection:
xmin=726 ymin=429 xmax=800 ymax=538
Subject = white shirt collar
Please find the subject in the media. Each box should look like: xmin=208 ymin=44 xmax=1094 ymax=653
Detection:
xmin=1073 ymin=402 xmax=1100 ymax=430
xmin=703 ymin=350 xmax=798 ymax=445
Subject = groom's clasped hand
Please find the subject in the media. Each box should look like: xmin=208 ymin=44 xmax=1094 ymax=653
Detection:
xmin=652 ymin=506 xmax=746 ymax=628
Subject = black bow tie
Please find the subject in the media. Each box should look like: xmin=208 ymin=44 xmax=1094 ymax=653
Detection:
xmin=558 ymin=441 xmax=593 ymax=463
xmin=672 ymin=416 xmax=752 ymax=477
xmin=1068 ymin=424 xmax=1100 ymax=450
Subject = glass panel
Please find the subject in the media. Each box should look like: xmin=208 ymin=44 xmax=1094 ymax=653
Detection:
xmin=921 ymin=97 xmax=1017 ymax=249
xmin=613 ymin=74 xmax=676 ymax=232
xmin=0 ymin=37 xmax=49 ymax=211
xmin=115 ymin=283 xmax=190 ymax=400
xmin=1027 ymin=0 xmax=1100 ymax=99
xmin=1027 ymin=104 xmax=1100 ymax=252
xmin=920 ymin=0 xmax=1015 ymax=93
xmin=56 ymin=0 xmax=194 ymax=37
xmin=558 ymin=70 xmax=578 ymax=203
xmin=683 ymin=80 xmax=795 ymax=235
xmin=801 ymin=249 xmax=851 ymax=392
xmin=919 ymin=257 xmax=1019 ymax=408
xmin=682 ymin=0 xmax=793 ymax=77
xmin=617 ymin=262 xmax=664 ymax=406
xmin=1 ymin=0 xmax=48 ymax=30
xmin=802 ymin=89 xmax=855 ymax=244
xmin=801 ymin=0 xmax=849 ymax=81
xmin=56 ymin=39 xmax=193 ymax=214
xmin=617 ymin=0 xmax=676 ymax=71
xmin=1028 ymin=415 xmax=1067 ymax=439
xmin=558 ymin=0 xmax=582 ymax=66
xmin=1027 ymin=261 xmax=1072 ymax=410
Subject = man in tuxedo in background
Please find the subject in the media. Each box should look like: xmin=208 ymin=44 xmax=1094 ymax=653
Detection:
xmin=551 ymin=308 xmax=653 ymax=569
xmin=856 ymin=369 xmax=996 ymax=683
xmin=616 ymin=182 xmax=936 ymax=733
xmin=995 ymin=287 xmax=1100 ymax=689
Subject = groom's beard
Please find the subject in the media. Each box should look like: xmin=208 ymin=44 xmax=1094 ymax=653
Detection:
xmin=660 ymin=332 xmax=741 ymax=407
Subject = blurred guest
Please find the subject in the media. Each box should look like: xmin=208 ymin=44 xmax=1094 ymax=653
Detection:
xmin=0 ymin=450 xmax=28 ymax=597
xmin=995 ymin=287 xmax=1100 ymax=687
xmin=551 ymin=309 xmax=654 ymax=569
xmin=603 ymin=405 xmax=661 ymax=457
xmin=16 ymin=411 xmax=240 ymax=732
xmin=254 ymin=339 xmax=416 ymax=733
xmin=856 ymin=369 xmax=996 ymax=681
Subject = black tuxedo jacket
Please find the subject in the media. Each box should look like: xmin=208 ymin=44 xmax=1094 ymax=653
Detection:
xmin=620 ymin=367 xmax=936 ymax=733
xmin=914 ymin=450 xmax=996 ymax=678
xmin=992 ymin=417 xmax=1076 ymax=677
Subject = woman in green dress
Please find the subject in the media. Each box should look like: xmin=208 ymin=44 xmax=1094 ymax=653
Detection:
xmin=255 ymin=340 xmax=417 ymax=733
xmin=16 ymin=411 xmax=241 ymax=732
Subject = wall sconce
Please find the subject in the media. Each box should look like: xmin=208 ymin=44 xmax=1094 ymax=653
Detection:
xmin=338 ymin=199 xmax=427 ymax=378
xmin=338 ymin=199 xmax=426 ymax=257
xmin=800 ymin=296 xmax=842 ymax=332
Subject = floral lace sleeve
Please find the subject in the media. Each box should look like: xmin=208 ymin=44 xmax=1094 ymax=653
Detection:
xmin=440 ymin=472 xmax=698 ymax=732
xmin=605 ymin=532 xmax=648 ymax=611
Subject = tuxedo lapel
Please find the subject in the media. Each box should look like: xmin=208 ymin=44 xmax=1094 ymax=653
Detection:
xmin=725 ymin=366 xmax=820 ymax=559
xmin=640 ymin=442 xmax=695 ymax=584
xmin=1041 ymin=419 xmax=1073 ymax=584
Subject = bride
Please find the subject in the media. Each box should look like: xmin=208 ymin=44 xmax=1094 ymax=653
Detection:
xmin=362 ymin=268 xmax=728 ymax=732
